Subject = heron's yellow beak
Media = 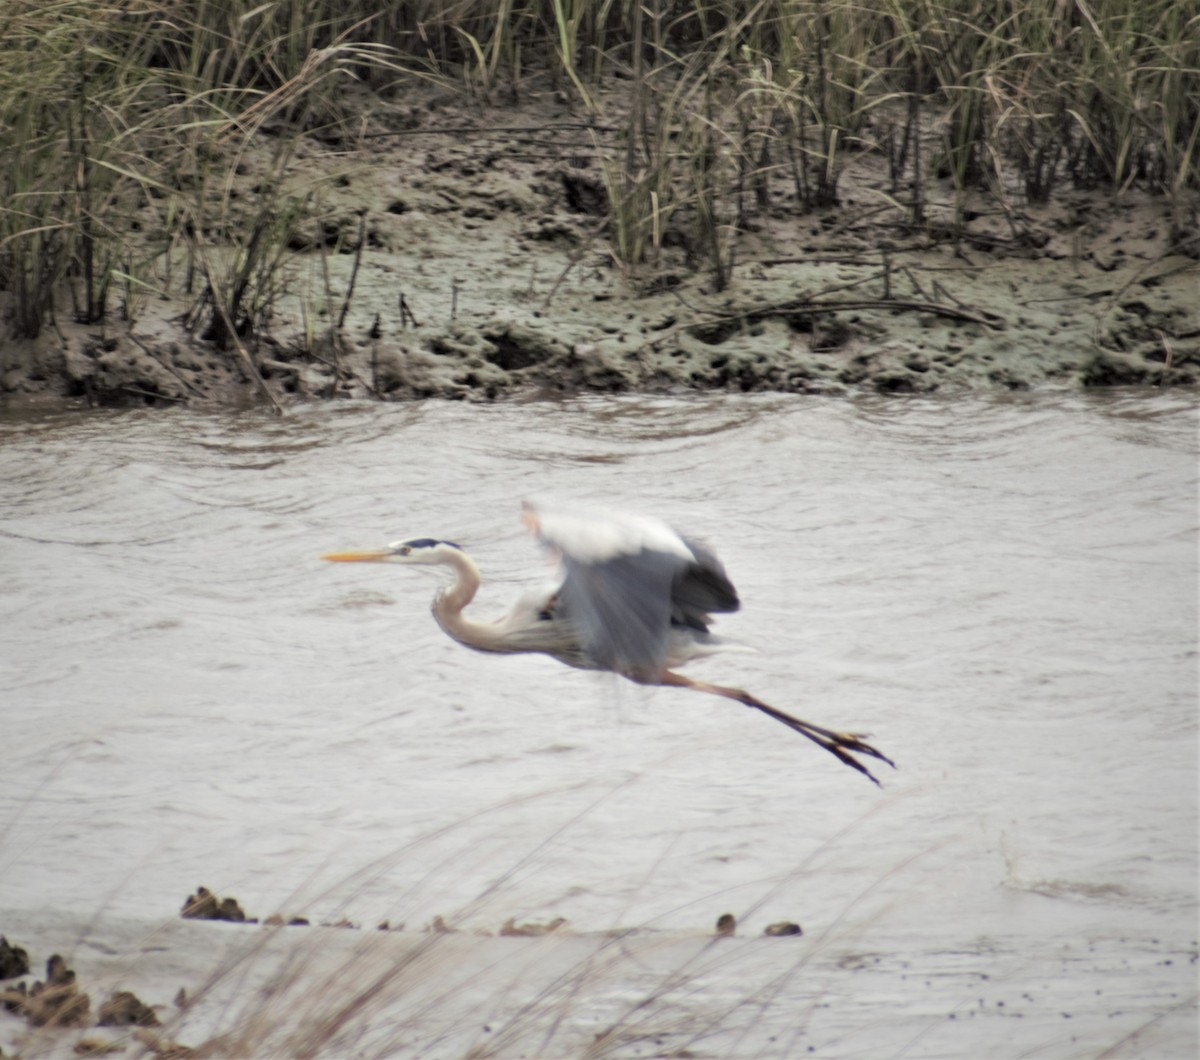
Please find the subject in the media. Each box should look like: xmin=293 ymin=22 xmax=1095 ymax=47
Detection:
xmin=321 ymin=550 xmax=391 ymax=563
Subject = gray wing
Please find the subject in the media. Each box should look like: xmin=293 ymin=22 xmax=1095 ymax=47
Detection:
xmin=527 ymin=502 xmax=739 ymax=676
xmin=672 ymin=535 xmax=740 ymax=629
xmin=556 ymin=547 xmax=684 ymax=674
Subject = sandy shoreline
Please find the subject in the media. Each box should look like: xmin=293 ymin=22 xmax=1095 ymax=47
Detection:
xmin=1 ymin=86 xmax=1196 ymax=412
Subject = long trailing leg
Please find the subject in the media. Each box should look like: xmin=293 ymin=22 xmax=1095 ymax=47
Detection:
xmin=657 ymin=671 xmax=895 ymax=786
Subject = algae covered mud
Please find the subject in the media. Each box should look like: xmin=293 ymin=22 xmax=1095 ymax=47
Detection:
xmin=4 ymin=96 xmax=1195 ymax=408
xmin=1 ymin=392 xmax=1196 ymax=1057
xmin=1 ymin=2 xmax=1197 ymax=408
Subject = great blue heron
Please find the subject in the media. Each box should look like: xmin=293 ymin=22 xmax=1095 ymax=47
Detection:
xmin=323 ymin=500 xmax=894 ymax=784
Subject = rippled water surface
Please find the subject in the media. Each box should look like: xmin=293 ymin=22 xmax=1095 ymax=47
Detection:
xmin=1 ymin=391 xmax=1196 ymax=1057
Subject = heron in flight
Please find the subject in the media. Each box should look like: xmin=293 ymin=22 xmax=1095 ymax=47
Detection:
xmin=323 ymin=501 xmax=894 ymax=784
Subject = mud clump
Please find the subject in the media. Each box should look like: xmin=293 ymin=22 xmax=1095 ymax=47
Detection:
xmin=6 ymin=954 xmax=92 ymax=1028
xmin=1079 ymin=348 xmax=1176 ymax=386
xmin=499 ymin=917 xmax=567 ymax=937
xmin=0 ymin=936 xmax=30 ymax=979
xmin=180 ymin=886 xmax=251 ymax=923
xmin=0 ymin=944 xmax=168 ymax=1052
xmin=98 ymin=989 xmax=160 ymax=1027
xmin=262 ymin=914 xmax=311 ymax=927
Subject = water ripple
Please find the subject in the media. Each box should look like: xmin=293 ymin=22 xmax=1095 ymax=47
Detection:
xmin=0 ymin=391 xmax=1194 ymax=1029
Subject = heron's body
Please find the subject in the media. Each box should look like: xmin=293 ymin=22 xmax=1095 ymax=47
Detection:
xmin=420 ymin=542 xmax=592 ymax=667
xmin=323 ymin=501 xmax=894 ymax=784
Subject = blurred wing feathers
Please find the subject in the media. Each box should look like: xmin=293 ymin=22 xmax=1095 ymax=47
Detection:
xmin=672 ymin=536 xmax=740 ymax=626
xmin=557 ymin=549 xmax=683 ymax=674
xmin=525 ymin=502 xmax=740 ymax=675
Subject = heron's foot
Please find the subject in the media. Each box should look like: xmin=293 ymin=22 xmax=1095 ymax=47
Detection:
xmin=749 ymin=702 xmax=896 ymax=785
xmin=835 ymin=731 xmax=896 ymax=769
xmin=795 ymin=717 xmax=890 ymax=761
xmin=804 ymin=730 xmax=893 ymax=787
xmin=657 ymin=669 xmax=896 ymax=785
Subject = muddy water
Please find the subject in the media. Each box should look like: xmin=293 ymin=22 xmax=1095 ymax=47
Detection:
xmin=1 ymin=392 xmax=1196 ymax=1057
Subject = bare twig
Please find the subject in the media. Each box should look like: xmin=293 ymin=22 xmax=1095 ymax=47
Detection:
xmin=636 ymin=295 xmax=1005 ymax=356
xmin=191 ymin=233 xmax=283 ymax=415
xmin=127 ymin=333 xmax=207 ymax=397
xmin=337 ymin=211 xmax=366 ymax=330
xmin=1156 ymin=329 xmax=1173 ymax=386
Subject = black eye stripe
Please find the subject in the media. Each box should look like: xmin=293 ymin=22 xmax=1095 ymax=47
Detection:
xmin=392 ymin=538 xmax=463 ymax=552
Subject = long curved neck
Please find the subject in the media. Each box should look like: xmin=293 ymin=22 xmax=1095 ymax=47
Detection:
xmin=431 ymin=548 xmax=506 ymax=653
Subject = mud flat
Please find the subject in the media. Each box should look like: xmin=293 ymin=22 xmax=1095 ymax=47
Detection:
xmin=1 ymin=84 xmax=1195 ymax=412
xmin=2 ymin=903 xmax=1195 ymax=1059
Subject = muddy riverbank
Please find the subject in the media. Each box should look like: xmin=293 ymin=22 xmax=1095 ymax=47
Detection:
xmin=2 ymin=84 xmax=1197 ymax=410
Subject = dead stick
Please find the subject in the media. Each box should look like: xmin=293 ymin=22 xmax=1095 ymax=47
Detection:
xmin=191 ymin=235 xmax=283 ymax=416
xmin=127 ymin=333 xmax=206 ymax=398
xmin=337 ymin=211 xmax=366 ymax=330
xmin=635 ymin=296 xmax=1005 ymax=356
xmin=748 ymin=296 xmax=1005 ymax=329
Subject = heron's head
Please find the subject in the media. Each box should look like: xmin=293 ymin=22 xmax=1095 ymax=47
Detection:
xmin=322 ymin=538 xmax=464 ymax=567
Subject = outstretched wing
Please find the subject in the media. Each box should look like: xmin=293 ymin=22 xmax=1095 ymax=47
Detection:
xmin=523 ymin=501 xmax=739 ymax=676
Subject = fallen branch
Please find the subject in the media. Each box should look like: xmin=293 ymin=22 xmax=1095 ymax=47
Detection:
xmin=638 ymin=296 xmax=1004 ymax=357
xmin=757 ymin=296 xmax=1005 ymax=330
xmin=127 ymin=333 xmax=207 ymax=398
xmin=190 ymin=232 xmax=284 ymax=416
xmin=117 ymin=385 xmax=186 ymax=404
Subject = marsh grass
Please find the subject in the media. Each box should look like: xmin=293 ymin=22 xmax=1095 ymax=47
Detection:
xmin=0 ymin=2 xmax=398 ymax=346
xmin=2 ymin=2 xmax=1196 ymax=350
